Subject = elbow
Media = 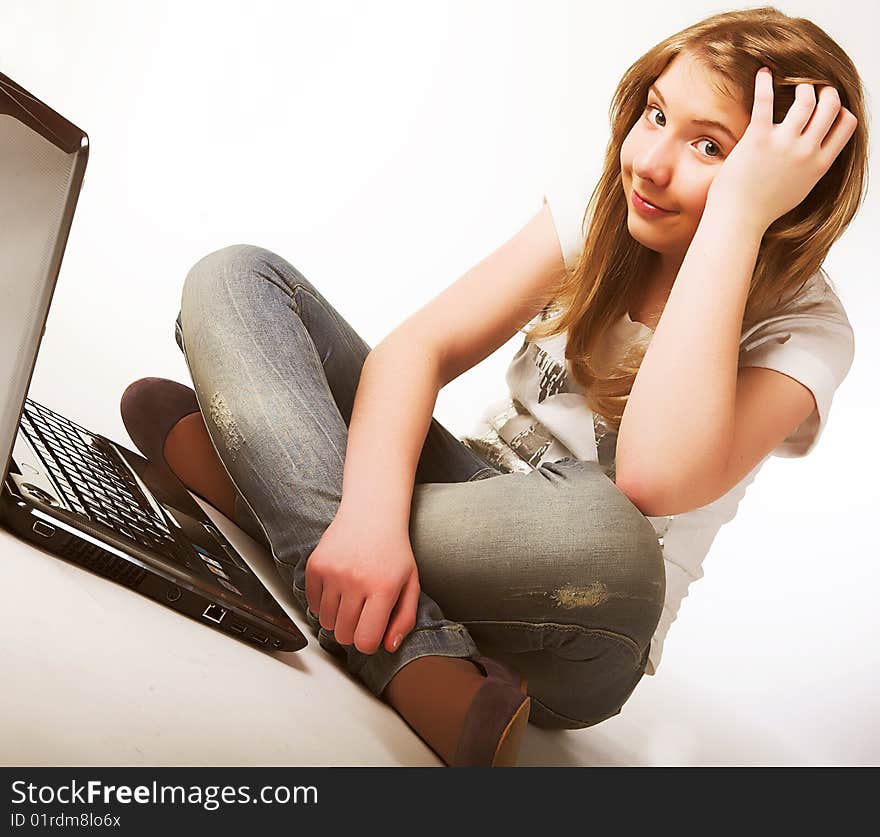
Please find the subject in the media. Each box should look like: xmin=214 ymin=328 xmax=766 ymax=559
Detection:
xmin=614 ymin=471 xmax=671 ymax=517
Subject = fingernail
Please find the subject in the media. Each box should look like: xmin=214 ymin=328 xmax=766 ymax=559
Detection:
xmin=392 ymin=635 xmax=402 ymax=651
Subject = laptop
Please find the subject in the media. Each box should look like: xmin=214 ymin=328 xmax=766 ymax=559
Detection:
xmin=0 ymin=69 xmax=307 ymax=653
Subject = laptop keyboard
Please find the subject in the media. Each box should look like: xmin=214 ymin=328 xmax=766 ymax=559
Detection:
xmin=20 ymin=398 xmax=179 ymax=559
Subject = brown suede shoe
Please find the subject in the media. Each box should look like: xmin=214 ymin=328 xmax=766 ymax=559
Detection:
xmin=450 ymin=656 xmax=531 ymax=767
xmin=120 ymin=377 xmax=201 ymax=477
xmin=120 ymin=377 xmax=269 ymax=546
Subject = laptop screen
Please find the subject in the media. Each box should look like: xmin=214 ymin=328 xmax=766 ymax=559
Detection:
xmin=0 ymin=72 xmax=88 ymax=482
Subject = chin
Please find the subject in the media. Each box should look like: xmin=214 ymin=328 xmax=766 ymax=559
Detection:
xmin=626 ymin=215 xmax=660 ymax=248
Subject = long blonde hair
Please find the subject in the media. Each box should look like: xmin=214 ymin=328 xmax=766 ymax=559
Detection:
xmin=524 ymin=6 xmax=869 ymax=431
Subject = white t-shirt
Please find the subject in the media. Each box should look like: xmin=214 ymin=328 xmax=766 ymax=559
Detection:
xmin=460 ymin=178 xmax=855 ymax=676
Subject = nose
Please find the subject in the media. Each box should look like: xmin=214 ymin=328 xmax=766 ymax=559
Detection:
xmin=632 ymin=135 xmax=675 ymax=190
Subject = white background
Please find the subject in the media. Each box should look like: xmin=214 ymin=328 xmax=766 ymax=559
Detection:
xmin=3 ymin=0 xmax=878 ymax=765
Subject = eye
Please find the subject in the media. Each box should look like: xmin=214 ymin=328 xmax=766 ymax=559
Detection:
xmin=643 ymin=104 xmax=725 ymax=159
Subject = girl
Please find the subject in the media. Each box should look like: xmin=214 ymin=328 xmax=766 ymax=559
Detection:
xmin=120 ymin=7 xmax=866 ymax=766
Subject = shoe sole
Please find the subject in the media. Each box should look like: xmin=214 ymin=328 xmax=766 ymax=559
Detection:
xmin=491 ymin=695 xmax=531 ymax=767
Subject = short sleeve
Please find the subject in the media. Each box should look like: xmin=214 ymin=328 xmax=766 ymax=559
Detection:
xmin=541 ymin=171 xmax=592 ymax=273
xmin=738 ymin=272 xmax=855 ymax=458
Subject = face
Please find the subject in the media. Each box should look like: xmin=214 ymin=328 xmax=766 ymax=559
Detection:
xmin=620 ymin=52 xmax=751 ymax=278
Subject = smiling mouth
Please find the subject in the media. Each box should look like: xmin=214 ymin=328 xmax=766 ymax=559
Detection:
xmin=632 ymin=189 xmax=673 ymax=212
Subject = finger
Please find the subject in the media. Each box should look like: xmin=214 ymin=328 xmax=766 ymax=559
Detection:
xmin=332 ymin=593 xmax=366 ymax=646
xmin=384 ymin=573 xmax=421 ymax=653
xmin=819 ymin=106 xmax=858 ymax=166
xmin=318 ymin=587 xmax=341 ymax=631
xmin=354 ymin=591 xmax=398 ymax=655
xmin=781 ymin=82 xmax=818 ymax=137
xmin=802 ymin=86 xmax=842 ymax=144
xmin=304 ymin=565 xmax=323 ymax=621
xmin=751 ymin=67 xmax=775 ymax=127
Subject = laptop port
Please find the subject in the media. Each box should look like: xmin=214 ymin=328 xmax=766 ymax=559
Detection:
xmin=203 ymin=603 xmax=227 ymax=623
xmin=249 ymin=632 xmax=269 ymax=645
xmin=228 ymin=622 xmax=246 ymax=634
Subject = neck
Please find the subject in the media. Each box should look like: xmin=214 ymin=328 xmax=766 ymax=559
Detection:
xmin=651 ymin=250 xmax=685 ymax=296
xmin=629 ymin=251 xmax=684 ymax=326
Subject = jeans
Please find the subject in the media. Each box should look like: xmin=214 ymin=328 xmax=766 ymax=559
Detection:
xmin=173 ymin=244 xmax=665 ymax=730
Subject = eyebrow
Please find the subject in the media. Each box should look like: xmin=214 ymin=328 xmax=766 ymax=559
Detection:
xmin=648 ymin=83 xmax=738 ymax=147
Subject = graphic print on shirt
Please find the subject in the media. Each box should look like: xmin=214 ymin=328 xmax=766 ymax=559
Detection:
xmin=488 ymin=339 xmax=577 ymax=469
xmin=534 ymin=344 xmax=568 ymax=403
xmin=505 ymin=398 xmax=554 ymax=467
xmin=539 ymin=341 xmax=620 ymax=479
xmin=460 ymin=331 xmax=621 ymax=478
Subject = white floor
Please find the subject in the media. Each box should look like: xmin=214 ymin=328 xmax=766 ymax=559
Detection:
xmin=3 ymin=456 xmax=877 ymax=767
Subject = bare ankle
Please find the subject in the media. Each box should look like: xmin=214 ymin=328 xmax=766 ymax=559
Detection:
xmin=382 ymin=655 xmax=485 ymax=765
xmin=163 ymin=412 xmax=238 ymax=518
xmin=383 ymin=654 xmax=482 ymax=702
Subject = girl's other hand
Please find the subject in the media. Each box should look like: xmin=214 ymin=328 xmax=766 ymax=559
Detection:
xmin=304 ymin=507 xmax=420 ymax=656
xmin=707 ymin=67 xmax=857 ymax=232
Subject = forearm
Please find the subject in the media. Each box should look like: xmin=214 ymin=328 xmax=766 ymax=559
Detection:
xmin=337 ymin=336 xmax=443 ymax=532
xmin=615 ymin=199 xmax=766 ymax=500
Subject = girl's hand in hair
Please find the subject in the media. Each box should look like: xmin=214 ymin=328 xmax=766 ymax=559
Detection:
xmin=304 ymin=506 xmax=420 ymax=656
xmin=707 ymin=67 xmax=857 ymax=233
